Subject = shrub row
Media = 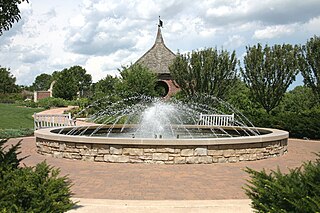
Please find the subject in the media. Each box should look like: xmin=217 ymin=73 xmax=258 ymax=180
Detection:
xmin=0 ymin=93 xmax=24 ymax=104
xmin=17 ymin=97 xmax=89 ymax=109
xmin=0 ymin=128 xmax=34 ymax=139
xmin=227 ymin=86 xmax=320 ymax=139
xmin=245 ymin=107 xmax=320 ymax=139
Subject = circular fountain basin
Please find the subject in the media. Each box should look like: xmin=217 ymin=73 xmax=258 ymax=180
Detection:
xmin=35 ymin=125 xmax=288 ymax=164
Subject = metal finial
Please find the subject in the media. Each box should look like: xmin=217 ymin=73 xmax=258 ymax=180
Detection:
xmin=158 ymin=16 xmax=163 ymax=28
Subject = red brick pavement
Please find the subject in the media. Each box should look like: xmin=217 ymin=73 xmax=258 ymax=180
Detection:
xmin=9 ymin=137 xmax=320 ymax=200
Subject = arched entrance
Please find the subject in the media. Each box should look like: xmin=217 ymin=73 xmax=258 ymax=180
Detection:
xmin=155 ymin=80 xmax=169 ymax=97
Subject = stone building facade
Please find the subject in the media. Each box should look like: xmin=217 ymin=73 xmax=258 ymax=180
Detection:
xmin=135 ymin=26 xmax=180 ymax=97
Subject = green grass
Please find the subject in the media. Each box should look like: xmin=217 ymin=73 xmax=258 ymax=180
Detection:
xmin=0 ymin=103 xmax=44 ymax=129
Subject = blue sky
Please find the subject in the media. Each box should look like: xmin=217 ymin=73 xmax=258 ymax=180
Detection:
xmin=1 ymin=0 xmax=320 ymax=88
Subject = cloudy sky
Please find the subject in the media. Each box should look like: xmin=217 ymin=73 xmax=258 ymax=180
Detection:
xmin=1 ymin=0 xmax=320 ymax=87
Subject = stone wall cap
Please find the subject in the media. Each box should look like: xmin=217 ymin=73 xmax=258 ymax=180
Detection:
xmin=35 ymin=126 xmax=289 ymax=146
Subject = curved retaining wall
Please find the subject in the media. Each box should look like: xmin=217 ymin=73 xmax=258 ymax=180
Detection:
xmin=35 ymin=126 xmax=288 ymax=164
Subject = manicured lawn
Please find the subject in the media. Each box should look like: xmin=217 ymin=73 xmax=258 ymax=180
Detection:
xmin=0 ymin=103 xmax=44 ymax=129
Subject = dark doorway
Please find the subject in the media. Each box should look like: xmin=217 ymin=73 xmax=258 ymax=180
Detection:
xmin=155 ymin=81 xmax=169 ymax=97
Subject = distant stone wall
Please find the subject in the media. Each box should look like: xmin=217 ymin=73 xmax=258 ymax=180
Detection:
xmin=36 ymin=138 xmax=287 ymax=164
xmin=34 ymin=91 xmax=51 ymax=102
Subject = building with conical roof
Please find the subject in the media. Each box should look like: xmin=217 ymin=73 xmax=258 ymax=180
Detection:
xmin=135 ymin=23 xmax=179 ymax=97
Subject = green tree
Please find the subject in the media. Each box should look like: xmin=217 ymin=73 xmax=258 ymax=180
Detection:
xmin=274 ymin=86 xmax=320 ymax=139
xmin=0 ymin=67 xmax=18 ymax=93
xmin=226 ymin=79 xmax=257 ymax=113
xmin=94 ymin=75 xmax=120 ymax=98
xmin=169 ymin=48 xmax=238 ymax=99
xmin=300 ymin=35 xmax=320 ymax=100
xmin=52 ymin=69 xmax=78 ymax=100
xmin=280 ymin=86 xmax=317 ymax=113
xmin=32 ymin=73 xmax=53 ymax=91
xmin=242 ymin=44 xmax=300 ymax=113
xmin=68 ymin=66 xmax=92 ymax=98
xmin=52 ymin=66 xmax=92 ymax=100
xmin=52 ymin=70 xmax=61 ymax=80
xmin=0 ymin=0 xmax=28 ymax=35
xmin=117 ymin=64 xmax=157 ymax=97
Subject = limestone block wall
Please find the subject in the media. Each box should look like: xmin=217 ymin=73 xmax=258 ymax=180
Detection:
xmin=36 ymin=138 xmax=288 ymax=164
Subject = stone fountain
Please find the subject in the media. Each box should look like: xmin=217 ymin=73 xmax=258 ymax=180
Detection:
xmin=35 ymin=96 xmax=288 ymax=164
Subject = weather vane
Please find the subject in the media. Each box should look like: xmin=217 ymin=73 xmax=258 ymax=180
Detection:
xmin=158 ymin=16 xmax=163 ymax=28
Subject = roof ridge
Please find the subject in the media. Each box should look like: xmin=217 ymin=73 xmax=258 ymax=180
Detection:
xmin=155 ymin=26 xmax=164 ymax=44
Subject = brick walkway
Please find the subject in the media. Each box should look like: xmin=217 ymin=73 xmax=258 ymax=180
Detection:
xmin=10 ymin=137 xmax=320 ymax=200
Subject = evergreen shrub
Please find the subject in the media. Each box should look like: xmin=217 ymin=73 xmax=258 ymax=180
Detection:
xmin=245 ymin=154 xmax=320 ymax=212
xmin=0 ymin=139 xmax=75 ymax=212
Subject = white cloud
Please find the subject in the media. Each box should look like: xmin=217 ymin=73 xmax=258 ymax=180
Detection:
xmin=205 ymin=1 xmax=249 ymax=18
xmin=253 ymin=24 xmax=297 ymax=39
xmin=223 ymin=35 xmax=245 ymax=49
xmin=69 ymin=15 xmax=85 ymax=27
xmin=202 ymin=0 xmax=320 ymax=27
xmin=85 ymin=56 xmax=115 ymax=82
xmin=135 ymin=1 xmax=159 ymax=19
xmin=84 ymin=49 xmax=136 ymax=82
xmin=199 ymin=28 xmax=217 ymax=38
xmin=18 ymin=46 xmax=49 ymax=63
xmin=304 ymin=16 xmax=320 ymax=34
xmin=0 ymin=0 xmax=319 ymax=86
